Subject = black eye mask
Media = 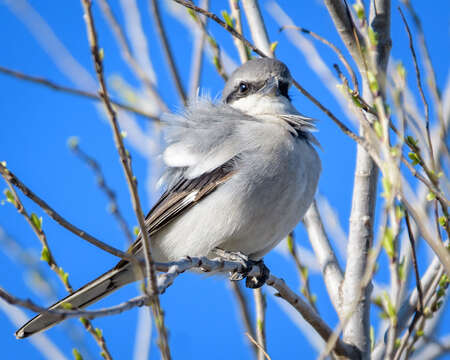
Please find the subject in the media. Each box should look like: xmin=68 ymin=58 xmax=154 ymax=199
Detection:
xmin=225 ymin=80 xmax=291 ymax=104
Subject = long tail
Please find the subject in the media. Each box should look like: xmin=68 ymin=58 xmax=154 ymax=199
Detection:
xmin=16 ymin=262 xmax=137 ymax=339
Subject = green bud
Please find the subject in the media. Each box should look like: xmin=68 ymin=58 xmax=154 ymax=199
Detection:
xmin=40 ymin=246 xmax=51 ymax=264
xmin=67 ymin=136 xmax=79 ymax=149
xmin=79 ymin=317 xmax=88 ymax=327
xmin=353 ymin=3 xmax=365 ymax=19
xmin=221 ymin=10 xmax=234 ymax=28
xmin=368 ymin=27 xmax=378 ymax=46
xmin=382 ymin=228 xmax=395 ymax=258
xmin=367 ymin=71 xmax=379 ymax=93
xmin=408 ymin=152 xmax=420 ymax=166
xmin=406 ymin=136 xmax=418 ymax=147
xmin=95 ymin=328 xmax=103 ymax=338
xmin=72 ymin=348 xmax=83 ymax=360
xmin=286 ymin=234 xmax=294 ymax=254
xmin=4 ymin=189 xmax=16 ymax=206
xmin=98 ymin=48 xmax=104 ymax=61
xmin=396 ymin=62 xmax=406 ymax=81
xmin=373 ymin=121 xmax=383 ymax=139
xmin=61 ymin=302 xmax=73 ymax=310
xmin=31 ymin=213 xmax=43 ymax=231
xmin=270 ymin=41 xmax=278 ymax=53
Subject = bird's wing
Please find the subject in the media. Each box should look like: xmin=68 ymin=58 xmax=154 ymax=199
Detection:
xmin=16 ymin=157 xmax=237 ymax=339
xmin=122 ymin=157 xmax=237 ymax=259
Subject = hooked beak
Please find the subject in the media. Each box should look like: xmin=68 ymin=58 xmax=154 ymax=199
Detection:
xmin=260 ymin=77 xmax=279 ymax=97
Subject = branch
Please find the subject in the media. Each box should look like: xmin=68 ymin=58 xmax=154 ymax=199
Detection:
xmin=230 ymin=282 xmax=258 ymax=357
xmin=228 ymin=0 xmax=250 ymax=64
xmin=2 ymin=168 xmax=113 ymax=359
xmin=241 ymin=0 xmax=272 ymax=57
xmin=0 ymin=163 xmax=134 ymax=262
xmin=323 ymin=0 xmax=364 ymax=66
xmin=266 ymin=276 xmax=358 ymax=358
xmin=0 ymin=65 xmax=160 ymax=121
xmin=97 ymin=0 xmax=168 ymax=112
xmin=398 ymin=7 xmax=434 ymax=167
xmin=188 ymin=0 xmax=208 ymax=96
xmin=303 ymin=201 xmax=343 ymax=313
xmin=149 ymin=0 xmax=187 ymax=105
xmin=79 ymin=2 xmax=170 ymax=358
xmin=69 ymin=140 xmax=134 ymax=245
xmin=254 ymin=288 xmax=267 ymax=360
xmin=279 ymin=25 xmax=359 ymax=94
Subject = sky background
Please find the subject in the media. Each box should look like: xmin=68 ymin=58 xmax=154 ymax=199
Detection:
xmin=0 ymin=0 xmax=449 ymax=359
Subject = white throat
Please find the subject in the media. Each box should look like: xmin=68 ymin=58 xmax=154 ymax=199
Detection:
xmin=230 ymin=93 xmax=297 ymax=118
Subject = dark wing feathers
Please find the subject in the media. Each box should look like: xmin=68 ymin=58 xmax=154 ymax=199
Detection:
xmin=122 ymin=158 xmax=236 ymax=260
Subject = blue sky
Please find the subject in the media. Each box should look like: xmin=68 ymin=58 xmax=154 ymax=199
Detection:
xmin=0 ymin=1 xmax=449 ymax=359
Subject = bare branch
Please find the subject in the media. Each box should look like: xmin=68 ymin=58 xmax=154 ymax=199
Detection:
xmin=267 ymin=276 xmax=358 ymax=358
xmin=279 ymin=25 xmax=359 ymax=94
xmin=229 ymin=282 xmax=258 ymax=357
xmin=241 ymin=0 xmax=272 ymax=57
xmin=323 ymin=0 xmax=364 ymax=66
xmin=0 ymin=65 xmax=160 ymax=121
xmin=228 ymin=0 xmax=250 ymax=64
xmin=245 ymin=333 xmax=271 ymax=360
xmin=303 ymin=201 xmax=343 ymax=313
xmin=79 ymin=2 xmax=170 ymax=358
xmin=97 ymin=0 xmax=168 ymax=112
xmin=2 ymin=168 xmax=114 ymax=359
xmin=398 ymin=7 xmax=434 ymax=167
xmin=149 ymin=0 xmax=186 ymax=105
xmin=70 ymin=141 xmax=134 ymax=245
xmin=254 ymin=288 xmax=267 ymax=360
xmin=0 ymin=163 xmax=134 ymax=262
xmin=188 ymin=0 xmax=208 ymax=96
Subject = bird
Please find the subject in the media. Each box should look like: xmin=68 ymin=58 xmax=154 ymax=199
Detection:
xmin=16 ymin=58 xmax=321 ymax=339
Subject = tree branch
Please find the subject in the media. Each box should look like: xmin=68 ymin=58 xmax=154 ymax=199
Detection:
xmin=0 ymin=65 xmax=160 ymax=121
xmin=0 ymin=163 xmax=134 ymax=262
xmin=149 ymin=0 xmax=187 ymax=105
xmin=79 ymin=2 xmax=170 ymax=358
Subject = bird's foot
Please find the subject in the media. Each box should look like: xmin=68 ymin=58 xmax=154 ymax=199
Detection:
xmin=211 ymin=248 xmax=270 ymax=289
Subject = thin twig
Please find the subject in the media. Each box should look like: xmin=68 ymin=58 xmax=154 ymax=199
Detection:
xmin=230 ymin=282 xmax=258 ymax=357
xmin=228 ymin=0 xmax=250 ymax=63
xmin=405 ymin=210 xmax=424 ymax=312
xmin=267 ymin=275 xmax=358 ymax=358
xmin=0 ymin=65 xmax=160 ymax=121
xmin=97 ymin=0 xmax=168 ymax=112
xmin=188 ymin=0 xmax=209 ymax=96
xmin=286 ymin=233 xmax=318 ymax=312
xmin=150 ymin=0 xmax=186 ymax=105
xmin=398 ymin=7 xmax=434 ymax=168
xmin=245 ymin=333 xmax=271 ymax=360
xmin=187 ymin=5 xmax=228 ymax=81
xmin=0 ymin=163 xmax=134 ymax=262
xmin=79 ymin=2 xmax=171 ymax=358
xmin=70 ymin=141 xmax=134 ymax=245
xmin=254 ymin=288 xmax=267 ymax=360
xmin=2 ymin=178 xmax=113 ymax=359
xmin=279 ymin=25 xmax=359 ymax=93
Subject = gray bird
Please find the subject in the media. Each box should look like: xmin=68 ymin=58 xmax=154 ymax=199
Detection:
xmin=16 ymin=58 xmax=321 ymax=338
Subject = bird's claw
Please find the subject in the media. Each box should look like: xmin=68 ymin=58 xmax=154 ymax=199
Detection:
xmin=211 ymin=248 xmax=270 ymax=288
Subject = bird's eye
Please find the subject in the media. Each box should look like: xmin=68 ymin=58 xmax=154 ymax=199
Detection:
xmin=238 ymin=82 xmax=249 ymax=94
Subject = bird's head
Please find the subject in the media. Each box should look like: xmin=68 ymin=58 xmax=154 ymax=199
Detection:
xmin=222 ymin=58 xmax=295 ymax=117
